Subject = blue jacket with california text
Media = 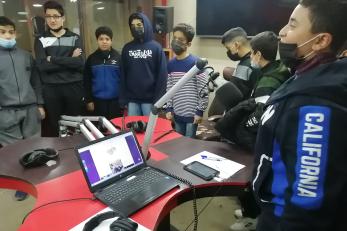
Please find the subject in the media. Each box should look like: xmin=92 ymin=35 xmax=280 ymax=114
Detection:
xmin=252 ymin=55 xmax=347 ymax=231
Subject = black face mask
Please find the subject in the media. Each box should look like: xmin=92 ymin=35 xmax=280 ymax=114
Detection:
xmin=131 ymin=26 xmax=144 ymax=40
xmin=278 ymin=42 xmax=302 ymax=70
xmin=227 ymin=50 xmax=241 ymax=61
xmin=50 ymin=26 xmax=63 ymax=33
xmin=171 ymin=40 xmax=187 ymax=55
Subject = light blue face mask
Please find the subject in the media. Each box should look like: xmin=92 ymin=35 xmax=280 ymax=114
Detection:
xmin=251 ymin=60 xmax=261 ymax=69
xmin=0 ymin=37 xmax=16 ymax=49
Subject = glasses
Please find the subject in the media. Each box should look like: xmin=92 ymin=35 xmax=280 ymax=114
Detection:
xmin=45 ymin=15 xmax=62 ymax=20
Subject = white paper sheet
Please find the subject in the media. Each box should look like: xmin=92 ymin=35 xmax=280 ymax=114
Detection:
xmin=181 ymin=151 xmax=245 ymax=182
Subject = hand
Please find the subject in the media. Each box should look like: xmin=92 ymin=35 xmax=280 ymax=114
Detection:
xmin=72 ymin=48 xmax=82 ymax=57
xmin=46 ymin=56 xmax=51 ymax=62
xmin=193 ymin=115 xmax=202 ymax=124
xmin=86 ymin=102 xmax=95 ymax=112
xmin=166 ymin=112 xmax=173 ymax=120
xmin=38 ymin=106 xmax=46 ymax=120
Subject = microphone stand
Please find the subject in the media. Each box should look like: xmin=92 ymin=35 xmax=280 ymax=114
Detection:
xmin=141 ymin=58 xmax=209 ymax=159
xmin=58 ymin=116 xmax=119 ymax=141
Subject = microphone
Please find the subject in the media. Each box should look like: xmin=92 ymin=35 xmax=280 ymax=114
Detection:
xmin=208 ymin=71 xmax=220 ymax=88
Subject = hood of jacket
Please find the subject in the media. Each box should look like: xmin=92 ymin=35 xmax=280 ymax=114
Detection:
xmin=128 ymin=12 xmax=154 ymax=43
xmin=268 ymin=57 xmax=347 ymax=108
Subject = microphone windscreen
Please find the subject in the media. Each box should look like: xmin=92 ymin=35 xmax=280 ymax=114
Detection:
xmin=210 ymin=72 xmax=220 ymax=81
xmin=215 ymin=82 xmax=244 ymax=111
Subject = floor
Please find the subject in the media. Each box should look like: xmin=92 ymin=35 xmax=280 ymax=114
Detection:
xmin=0 ymin=188 xmax=240 ymax=231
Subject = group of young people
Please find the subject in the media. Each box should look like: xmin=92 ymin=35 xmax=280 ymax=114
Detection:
xmin=1 ymin=0 xmax=347 ymax=230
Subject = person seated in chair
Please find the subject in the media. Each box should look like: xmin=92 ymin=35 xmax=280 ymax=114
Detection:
xmin=216 ymin=31 xmax=290 ymax=151
xmin=215 ymin=31 xmax=291 ymax=231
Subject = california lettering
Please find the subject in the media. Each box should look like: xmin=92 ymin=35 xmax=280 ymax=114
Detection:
xmin=297 ymin=113 xmax=324 ymax=198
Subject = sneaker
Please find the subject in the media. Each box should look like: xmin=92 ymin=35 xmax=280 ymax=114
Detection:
xmin=234 ymin=209 xmax=243 ymax=219
xmin=230 ymin=217 xmax=257 ymax=231
xmin=14 ymin=191 xmax=28 ymax=201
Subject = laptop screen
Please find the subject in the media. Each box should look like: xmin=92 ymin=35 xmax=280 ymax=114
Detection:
xmin=76 ymin=131 xmax=144 ymax=187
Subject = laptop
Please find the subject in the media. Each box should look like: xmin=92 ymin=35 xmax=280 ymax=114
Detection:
xmin=75 ymin=130 xmax=179 ymax=217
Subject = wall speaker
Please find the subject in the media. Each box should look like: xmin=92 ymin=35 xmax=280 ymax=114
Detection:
xmin=153 ymin=6 xmax=174 ymax=34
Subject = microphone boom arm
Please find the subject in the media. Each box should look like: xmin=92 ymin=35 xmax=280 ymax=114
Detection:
xmin=142 ymin=58 xmax=208 ymax=158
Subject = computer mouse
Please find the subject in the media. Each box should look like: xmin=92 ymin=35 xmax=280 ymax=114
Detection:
xmin=109 ymin=217 xmax=138 ymax=231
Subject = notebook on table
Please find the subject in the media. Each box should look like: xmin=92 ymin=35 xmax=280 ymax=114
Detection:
xmin=75 ymin=130 xmax=179 ymax=216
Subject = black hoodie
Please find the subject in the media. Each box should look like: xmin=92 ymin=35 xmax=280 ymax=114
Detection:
xmin=252 ymin=54 xmax=347 ymax=231
xmin=120 ymin=12 xmax=167 ymax=105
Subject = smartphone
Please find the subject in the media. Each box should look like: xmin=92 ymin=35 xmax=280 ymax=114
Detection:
xmin=183 ymin=161 xmax=219 ymax=181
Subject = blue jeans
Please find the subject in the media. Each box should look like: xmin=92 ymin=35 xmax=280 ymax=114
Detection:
xmin=127 ymin=102 xmax=153 ymax=116
xmin=174 ymin=121 xmax=198 ymax=138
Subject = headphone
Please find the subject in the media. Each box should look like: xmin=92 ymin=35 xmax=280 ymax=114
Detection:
xmin=19 ymin=148 xmax=59 ymax=168
xmin=126 ymin=120 xmax=147 ymax=133
xmin=83 ymin=211 xmax=138 ymax=231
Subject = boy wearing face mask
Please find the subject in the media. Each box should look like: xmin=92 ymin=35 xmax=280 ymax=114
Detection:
xmin=0 ymin=16 xmax=45 ymax=200
xmin=0 ymin=16 xmax=45 ymax=145
xmin=252 ymin=0 xmax=347 ymax=230
xmin=165 ymin=23 xmax=209 ymax=138
xmin=218 ymin=31 xmax=290 ymax=231
xmin=84 ymin=26 xmax=122 ymax=119
xmin=220 ymin=27 xmax=261 ymax=102
xmin=120 ymin=13 xmax=167 ymax=116
xmin=210 ymin=27 xmax=261 ymax=116
xmin=34 ymin=1 xmax=85 ymax=137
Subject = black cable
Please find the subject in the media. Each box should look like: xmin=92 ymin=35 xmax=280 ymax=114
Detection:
xmin=198 ymin=66 xmax=216 ymax=98
xmin=151 ymin=167 xmax=198 ymax=231
xmin=183 ymin=185 xmax=223 ymax=231
xmin=153 ymin=129 xmax=175 ymax=143
xmin=57 ymin=147 xmax=75 ymax=152
xmin=22 ymin=197 xmax=96 ymax=224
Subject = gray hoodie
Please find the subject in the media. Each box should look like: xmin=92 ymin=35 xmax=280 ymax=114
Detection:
xmin=0 ymin=46 xmax=43 ymax=108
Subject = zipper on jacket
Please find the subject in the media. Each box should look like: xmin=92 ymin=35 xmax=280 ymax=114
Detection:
xmin=9 ymin=50 xmax=22 ymax=104
xmin=103 ymin=58 xmax=106 ymax=90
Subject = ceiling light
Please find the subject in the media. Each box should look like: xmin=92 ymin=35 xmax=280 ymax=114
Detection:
xmin=97 ymin=7 xmax=105 ymax=10
xmin=17 ymin=12 xmax=28 ymax=15
xmin=33 ymin=3 xmax=42 ymax=7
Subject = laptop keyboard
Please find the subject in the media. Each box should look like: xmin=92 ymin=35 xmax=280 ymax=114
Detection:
xmin=102 ymin=168 xmax=168 ymax=204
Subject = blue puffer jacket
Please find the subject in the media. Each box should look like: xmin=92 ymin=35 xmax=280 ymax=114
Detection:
xmin=84 ymin=48 xmax=121 ymax=102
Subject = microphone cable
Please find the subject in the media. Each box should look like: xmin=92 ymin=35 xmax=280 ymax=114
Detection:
xmin=151 ymin=166 xmax=199 ymax=231
xmin=22 ymin=196 xmax=97 ymax=224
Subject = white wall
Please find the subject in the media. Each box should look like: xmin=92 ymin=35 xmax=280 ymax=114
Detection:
xmin=168 ymin=0 xmax=235 ymax=115
xmin=168 ymin=0 xmax=237 ymax=76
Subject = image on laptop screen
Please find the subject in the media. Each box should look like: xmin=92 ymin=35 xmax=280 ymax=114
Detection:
xmin=77 ymin=132 xmax=144 ymax=187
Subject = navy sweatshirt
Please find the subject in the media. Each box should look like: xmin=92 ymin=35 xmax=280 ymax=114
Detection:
xmin=120 ymin=12 xmax=167 ymax=105
xmin=84 ymin=48 xmax=121 ymax=103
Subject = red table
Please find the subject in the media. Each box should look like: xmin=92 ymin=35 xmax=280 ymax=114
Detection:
xmin=0 ymin=116 xmax=253 ymax=230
